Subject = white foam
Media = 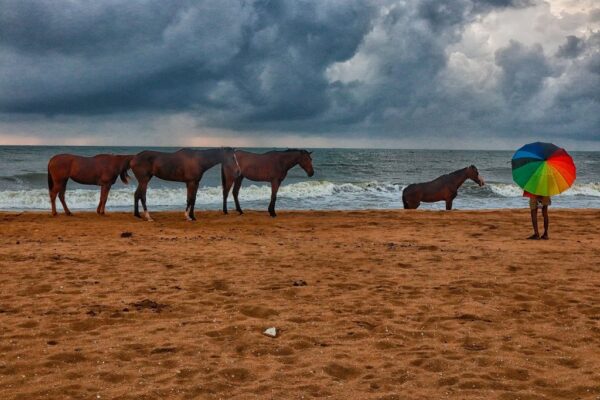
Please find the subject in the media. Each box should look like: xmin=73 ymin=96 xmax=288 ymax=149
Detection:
xmin=488 ymin=182 xmax=600 ymax=197
xmin=0 ymin=181 xmax=404 ymax=210
xmin=0 ymin=180 xmax=597 ymax=211
xmin=488 ymin=183 xmax=524 ymax=197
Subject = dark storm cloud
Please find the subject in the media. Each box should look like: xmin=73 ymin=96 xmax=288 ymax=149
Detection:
xmin=0 ymin=0 xmax=181 ymax=55
xmin=0 ymin=0 xmax=375 ymax=120
xmin=0 ymin=0 xmax=598 ymax=143
xmin=495 ymin=40 xmax=554 ymax=103
xmin=556 ymin=35 xmax=585 ymax=59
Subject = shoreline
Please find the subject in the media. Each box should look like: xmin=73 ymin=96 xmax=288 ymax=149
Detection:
xmin=0 ymin=203 xmax=600 ymax=212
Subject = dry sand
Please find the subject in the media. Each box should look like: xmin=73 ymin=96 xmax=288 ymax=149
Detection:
xmin=1 ymin=209 xmax=599 ymax=399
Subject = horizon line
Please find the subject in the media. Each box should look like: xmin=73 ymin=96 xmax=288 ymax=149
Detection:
xmin=1 ymin=144 xmax=599 ymax=152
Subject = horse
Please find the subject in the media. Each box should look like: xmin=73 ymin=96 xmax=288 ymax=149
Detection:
xmin=221 ymin=149 xmax=314 ymax=217
xmin=402 ymin=165 xmax=484 ymax=210
xmin=47 ymin=154 xmax=133 ymax=216
xmin=130 ymin=147 xmax=240 ymax=221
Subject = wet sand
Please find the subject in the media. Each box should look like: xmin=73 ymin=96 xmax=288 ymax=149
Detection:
xmin=1 ymin=209 xmax=599 ymax=399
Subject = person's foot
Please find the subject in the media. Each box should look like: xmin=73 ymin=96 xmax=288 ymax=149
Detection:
xmin=541 ymin=232 xmax=549 ymax=240
xmin=527 ymin=233 xmax=540 ymax=240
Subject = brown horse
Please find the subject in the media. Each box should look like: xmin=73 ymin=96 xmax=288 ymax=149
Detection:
xmin=402 ymin=165 xmax=484 ymax=210
xmin=47 ymin=154 xmax=133 ymax=216
xmin=221 ymin=149 xmax=314 ymax=217
xmin=130 ymin=147 xmax=240 ymax=221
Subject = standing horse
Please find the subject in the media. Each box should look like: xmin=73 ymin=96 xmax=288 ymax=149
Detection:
xmin=47 ymin=154 xmax=133 ymax=216
xmin=221 ymin=149 xmax=314 ymax=217
xmin=402 ymin=165 xmax=484 ymax=210
xmin=130 ymin=147 xmax=240 ymax=221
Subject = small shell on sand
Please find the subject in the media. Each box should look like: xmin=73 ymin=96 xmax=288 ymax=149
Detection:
xmin=263 ymin=327 xmax=278 ymax=338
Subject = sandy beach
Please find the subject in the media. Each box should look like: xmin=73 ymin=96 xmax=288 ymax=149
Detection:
xmin=1 ymin=209 xmax=599 ymax=399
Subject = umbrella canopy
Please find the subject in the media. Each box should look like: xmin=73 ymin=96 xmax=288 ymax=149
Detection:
xmin=512 ymin=142 xmax=576 ymax=196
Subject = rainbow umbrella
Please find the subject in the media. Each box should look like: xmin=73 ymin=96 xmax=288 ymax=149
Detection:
xmin=512 ymin=142 xmax=576 ymax=196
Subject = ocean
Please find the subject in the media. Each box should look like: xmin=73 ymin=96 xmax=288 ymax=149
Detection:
xmin=0 ymin=146 xmax=598 ymax=212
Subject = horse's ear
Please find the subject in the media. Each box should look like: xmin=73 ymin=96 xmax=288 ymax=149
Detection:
xmin=309 ymin=151 xmax=313 ymax=155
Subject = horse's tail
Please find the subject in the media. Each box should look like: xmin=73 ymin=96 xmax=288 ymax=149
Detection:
xmin=402 ymin=185 xmax=411 ymax=209
xmin=119 ymin=156 xmax=133 ymax=184
xmin=47 ymin=165 xmax=53 ymax=192
xmin=220 ymin=163 xmax=226 ymax=190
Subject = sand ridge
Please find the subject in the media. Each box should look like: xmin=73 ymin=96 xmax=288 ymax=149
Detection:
xmin=0 ymin=209 xmax=599 ymax=399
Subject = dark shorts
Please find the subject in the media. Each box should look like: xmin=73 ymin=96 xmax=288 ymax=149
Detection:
xmin=529 ymin=196 xmax=551 ymax=210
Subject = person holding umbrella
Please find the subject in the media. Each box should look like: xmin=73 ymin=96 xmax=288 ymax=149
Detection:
xmin=524 ymin=191 xmax=551 ymax=239
xmin=511 ymin=142 xmax=576 ymax=240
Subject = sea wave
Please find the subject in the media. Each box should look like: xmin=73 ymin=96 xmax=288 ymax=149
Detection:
xmin=0 ymin=180 xmax=405 ymax=210
xmin=487 ymin=182 xmax=600 ymax=197
xmin=0 ymin=180 xmax=597 ymax=210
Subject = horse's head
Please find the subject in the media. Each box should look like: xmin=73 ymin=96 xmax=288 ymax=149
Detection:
xmin=298 ymin=150 xmax=314 ymax=177
xmin=468 ymin=165 xmax=484 ymax=186
xmin=222 ymin=147 xmax=241 ymax=178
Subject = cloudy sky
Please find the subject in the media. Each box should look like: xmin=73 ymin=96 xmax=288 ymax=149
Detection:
xmin=0 ymin=0 xmax=598 ymax=149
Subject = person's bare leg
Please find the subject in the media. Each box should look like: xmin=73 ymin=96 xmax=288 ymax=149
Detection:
xmin=541 ymin=205 xmax=549 ymax=239
xmin=528 ymin=208 xmax=540 ymax=239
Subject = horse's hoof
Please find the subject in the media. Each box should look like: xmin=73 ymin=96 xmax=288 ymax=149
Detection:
xmin=66 ymin=212 xmax=73 ymax=216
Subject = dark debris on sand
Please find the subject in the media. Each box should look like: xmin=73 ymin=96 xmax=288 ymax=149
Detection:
xmin=131 ymin=299 xmax=167 ymax=312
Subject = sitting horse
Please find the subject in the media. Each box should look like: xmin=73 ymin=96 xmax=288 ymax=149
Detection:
xmin=47 ymin=154 xmax=133 ymax=216
xmin=130 ymin=147 xmax=240 ymax=221
xmin=402 ymin=165 xmax=484 ymax=210
xmin=221 ymin=149 xmax=314 ymax=217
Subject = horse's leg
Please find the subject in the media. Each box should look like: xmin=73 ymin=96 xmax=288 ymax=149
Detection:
xmin=232 ymin=176 xmax=244 ymax=214
xmin=268 ymin=180 xmax=281 ymax=217
xmin=134 ymin=175 xmax=151 ymax=219
xmin=185 ymin=181 xmax=199 ymax=221
xmin=446 ymin=192 xmax=457 ymax=211
xmin=222 ymin=175 xmax=234 ymax=215
xmin=135 ymin=179 xmax=152 ymax=221
xmin=133 ymin=182 xmax=142 ymax=218
xmin=97 ymin=184 xmax=110 ymax=215
xmin=58 ymin=181 xmax=72 ymax=216
xmin=49 ymin=179 xmax=61 ymax=216
xmin=103 ymin=184 xmax=113 ymax=215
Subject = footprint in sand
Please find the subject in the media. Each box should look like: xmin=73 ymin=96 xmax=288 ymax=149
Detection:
xmin=219 ymin=367 xmax=253 ymax=382
xmin=45 ymin=352 xmax=86 ymax=366
xmin=239 ymin=305 xmax=279 ymax=319
xmin=503 ymin=368 xmax=530 ymax=381
xmin=98 ymin=372 xmax=130 ymax=383
xmin=323 ymin=362 xmax=360 ymax=380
